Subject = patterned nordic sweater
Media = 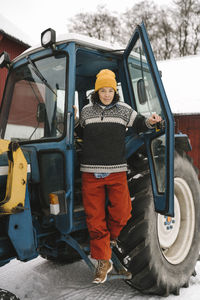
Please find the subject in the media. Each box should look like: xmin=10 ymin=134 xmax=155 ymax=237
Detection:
xmin=76 ymin=102 xmax=152 ymax=174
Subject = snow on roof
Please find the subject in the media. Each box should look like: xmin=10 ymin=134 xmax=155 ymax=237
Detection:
xmin=57 ymin=32 xmax=122 ymax=50
xmin=0 ymin=13 xmax=32 ymax=46
xmin=158 ymin=55 xmax=200 ymax=114
xmin=14 ymin=32 xmax=124 ymax=62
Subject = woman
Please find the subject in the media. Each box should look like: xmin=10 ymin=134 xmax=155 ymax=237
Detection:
xmin=74 ymin=69 xmax=161 ymax=284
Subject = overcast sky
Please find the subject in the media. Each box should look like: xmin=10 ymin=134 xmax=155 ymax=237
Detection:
xmin=1 ymin=0 xmax=173 ymax=45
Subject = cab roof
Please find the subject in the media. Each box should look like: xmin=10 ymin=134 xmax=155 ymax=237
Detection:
xmin=13 ymin=33 xmax=124 ymax=63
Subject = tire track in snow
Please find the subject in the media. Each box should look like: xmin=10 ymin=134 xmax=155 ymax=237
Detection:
xmin=57 ymin=279 xmax=140 ymax=300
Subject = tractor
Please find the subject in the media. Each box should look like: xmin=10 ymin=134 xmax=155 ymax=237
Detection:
xmin=0 ymin=23 xmax=199 ymax=299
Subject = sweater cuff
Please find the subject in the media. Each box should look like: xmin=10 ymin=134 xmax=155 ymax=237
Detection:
xmin=74 ymin=117 xmax=79 ymax=128
xmin=145 ymin=118 xmax=155 ymax=129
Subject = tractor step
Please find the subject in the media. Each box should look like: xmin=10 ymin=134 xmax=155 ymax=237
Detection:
xmin=109 ymin=251 xmax=132 ymax=280
xmin=107 ymin=270 xmax=132 ymax=281
xmin=61 ymin=233 xmax=132 ymax=281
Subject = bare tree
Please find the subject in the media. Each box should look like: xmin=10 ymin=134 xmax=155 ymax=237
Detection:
xmin=68 ymin=5 xmax=122 ymax=44
xmin=119 ymin=0 xmax=200 ymax=59
xmin=172 ymin=0 xmax=200 ymax=56
xmin=68 ymin=0 xmax=200 ymax=60
xmin=120 ymin=0 xmax=173 ymax=60
xmin=121 ymin=1 xmax=160 ymax=43
xmin=68 ymin=1 xmax=174 ymax=60
xmin=154 ymin=9 xmax=175 ymax=60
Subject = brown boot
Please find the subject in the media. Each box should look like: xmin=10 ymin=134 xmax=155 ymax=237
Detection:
xmin=93 ymin=260 xmax=113 ymax=284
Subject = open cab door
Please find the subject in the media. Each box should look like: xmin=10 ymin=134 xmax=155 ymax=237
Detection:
xmin=123 ymin=23 xmax=174 ymax=216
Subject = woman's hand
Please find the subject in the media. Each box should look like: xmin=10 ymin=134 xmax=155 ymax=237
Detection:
xmin=148 ymin=113 xmax=162 ymax=125
xmin=73 ymin=105 xmax=78 ymax=120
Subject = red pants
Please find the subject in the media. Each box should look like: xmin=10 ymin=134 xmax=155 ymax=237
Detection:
xmin=82 ymin=172 xmax=132 ymax=260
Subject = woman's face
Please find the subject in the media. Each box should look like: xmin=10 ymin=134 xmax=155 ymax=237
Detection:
xmin=98 ymin=87 xmax=115 ymax=106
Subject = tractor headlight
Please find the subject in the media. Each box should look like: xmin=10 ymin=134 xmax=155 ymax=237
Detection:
xmin=0 ymin=51 xmax=11 ymax=68
xmin=41 ymin=28 xmax=56 ymax=49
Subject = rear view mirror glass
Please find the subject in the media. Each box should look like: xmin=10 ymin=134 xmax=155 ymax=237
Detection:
xmin=137 ymin=78 xmax=148 ymax=105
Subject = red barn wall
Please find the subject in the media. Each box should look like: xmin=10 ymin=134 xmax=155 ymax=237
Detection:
xmin=174 ymin=114 xmax=200 ymax=177
xmin=0 ymin=33 xmax=29 ymax=104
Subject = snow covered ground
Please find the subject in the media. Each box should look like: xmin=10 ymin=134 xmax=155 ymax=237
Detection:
xmin=0 ymin=257 xmax=200 ymax=300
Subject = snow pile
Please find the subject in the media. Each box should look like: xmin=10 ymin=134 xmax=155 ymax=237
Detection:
xmin=0 ymin=257 xmax=200 ymax=299
xmin=158 ymin=55 xmax=200 ymax=114
xmin=0 ymin=13 xmax=32 ymax=46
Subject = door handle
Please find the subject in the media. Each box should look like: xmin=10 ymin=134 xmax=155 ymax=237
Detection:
xmin=66 ymin=112 xmax=72 ymax=145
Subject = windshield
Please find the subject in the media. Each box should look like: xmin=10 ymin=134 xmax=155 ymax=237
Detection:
xmin=0 ymin=54 xmax=67 ymax=141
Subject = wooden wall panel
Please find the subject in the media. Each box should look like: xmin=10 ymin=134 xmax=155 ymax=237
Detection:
xmin=175 ymin=114 xmax=200 ymax=177
xmin=0 ymin=35 xmax=28 ymax=103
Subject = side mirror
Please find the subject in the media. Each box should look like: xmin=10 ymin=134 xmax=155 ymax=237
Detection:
xmin=137 ymin=78 xmax=148 ymax=105
xmin=37 ymin=103 xmax=46 ymax=122
xmin=0 ymin=51 xmax=11 ymax=69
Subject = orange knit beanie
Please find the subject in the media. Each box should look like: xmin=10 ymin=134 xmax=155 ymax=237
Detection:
xmin=95 ymin=69 xmax=117 ymax=91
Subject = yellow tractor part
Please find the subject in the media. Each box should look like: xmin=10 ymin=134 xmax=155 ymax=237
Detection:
xmin=0 ymin=139 xmax=28 ymax=214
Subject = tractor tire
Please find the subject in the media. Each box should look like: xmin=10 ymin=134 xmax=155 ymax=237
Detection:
xmin=115 ymin=151 xmax=200 ymax=296
xmin=0 ymin=289 xmax=19 ymax=300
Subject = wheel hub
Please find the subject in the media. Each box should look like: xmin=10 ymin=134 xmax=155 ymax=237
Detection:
xmin=157 ymin=195 xmax=181 ymax=249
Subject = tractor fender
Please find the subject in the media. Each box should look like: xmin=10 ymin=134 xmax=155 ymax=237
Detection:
xmin=175 ymin=133 xmax=192 ymax=154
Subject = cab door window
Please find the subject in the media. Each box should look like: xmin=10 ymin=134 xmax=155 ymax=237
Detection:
xmin=127 ymin=38 xmax=166 ymax=193
xmin=127 ymin=39 xmax=162 ymax=117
